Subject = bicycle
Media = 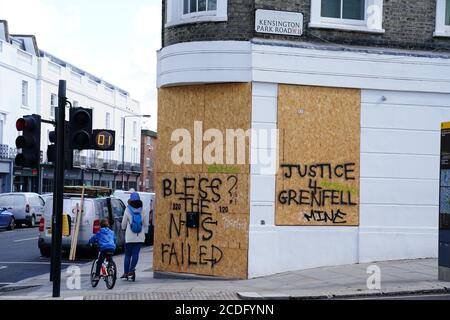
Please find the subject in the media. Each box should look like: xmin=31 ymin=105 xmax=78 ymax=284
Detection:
xmin=90 ymin=249 xmax=117 ymax=290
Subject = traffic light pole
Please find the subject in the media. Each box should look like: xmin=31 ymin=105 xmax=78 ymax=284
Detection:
xmin=52 ymin=80 xmax=67 ymax=298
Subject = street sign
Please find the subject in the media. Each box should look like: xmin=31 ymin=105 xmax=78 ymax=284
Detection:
xmin=92 ymin=130 xmax=115 ymax=151
xmin=255 ymin=9 xmax=304 ymax=36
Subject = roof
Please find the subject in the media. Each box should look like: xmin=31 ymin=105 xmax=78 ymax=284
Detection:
xmin=40 ymin=50 xmax=130 ymax=96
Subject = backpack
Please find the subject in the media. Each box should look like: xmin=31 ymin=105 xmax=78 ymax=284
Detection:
xmin=130 ymin=211 xmax=143 ymax=235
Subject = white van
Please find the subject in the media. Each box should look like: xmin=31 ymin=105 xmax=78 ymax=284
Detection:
xmin=38 ymin=195 xmax=126 ymax=257
xmin=113 ymin=190 xmax=155 ymax=245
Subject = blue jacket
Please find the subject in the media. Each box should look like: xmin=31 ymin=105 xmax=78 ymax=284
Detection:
xmin=89 ymin=227 xmax=116 ymax=251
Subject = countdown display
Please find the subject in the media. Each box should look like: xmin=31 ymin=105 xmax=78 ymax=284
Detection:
xmin=92 ymin=130 xmax=115 ymax=151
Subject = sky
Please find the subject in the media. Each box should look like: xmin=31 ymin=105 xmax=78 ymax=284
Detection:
xmin=0 ymin=0 xmax=162 ymax=131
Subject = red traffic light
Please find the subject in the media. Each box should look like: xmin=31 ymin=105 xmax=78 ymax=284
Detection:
xmin=16 ymin=118 xmax=27 ymax=131
xmin=16 ymin=117 xmax=36 ymax=131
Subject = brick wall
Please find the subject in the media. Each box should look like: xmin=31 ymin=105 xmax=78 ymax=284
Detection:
xmin=162 ymin=0 xmax=450 ymax=51
xmin=140 ymin=133 xmax=157 ymax=193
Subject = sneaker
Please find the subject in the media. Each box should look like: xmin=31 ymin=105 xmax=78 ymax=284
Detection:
xmin=120 ymin=273 xmax=128 ymax=279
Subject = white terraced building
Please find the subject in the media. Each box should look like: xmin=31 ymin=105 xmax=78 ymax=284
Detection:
xmin=0 ymin=20 xmax=142 ymax=193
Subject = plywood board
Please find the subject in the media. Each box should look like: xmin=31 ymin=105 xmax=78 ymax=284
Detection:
xmin=157 ymin=86 xmax=205 ymax=174
xmin=155 ymin=83 xmax=251 ymax=279
xmin=276 ymin=85 xmax=361 ymax=226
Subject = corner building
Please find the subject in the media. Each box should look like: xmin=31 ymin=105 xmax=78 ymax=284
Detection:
xmin=154 ymin=0 xmax=450 ymax=279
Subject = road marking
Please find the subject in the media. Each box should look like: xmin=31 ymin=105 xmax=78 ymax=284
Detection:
xmin=0 ymin=266 xmax=7 ymax=271
xmin=13 ymin=237 xmax=39 ymax=243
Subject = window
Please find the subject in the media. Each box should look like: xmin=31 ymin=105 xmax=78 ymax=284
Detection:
xmin=11 ymin=38 xmax=25 ymax=50
xmin=435 ymin=0 xmax=450 ymax=37
xmin=0 ymin=113 xmax=4 ymax=144
xmin=106 ymin=113 xmax=111 ymax=129
xmin=310 ymin=0 xmax=384 ymax=33
xmin=133 ymin=121 xmax=138 ymax=140
xmin=50 ymin=94 xmax=57 ymax=118
xmin=146 ymin=136 xmax=152 ymax=146
xmin=22 ymin=81 xmax=28 ymax=107
xmin=146 ymin=158 xmax=151 ymax=168
xmin=166 ymin=0 xmax=227 ymax=27
xmin=321 ymin=0 xmax=364 ymax=20
xmin=183 ymin=0 xmax=217 ymax=14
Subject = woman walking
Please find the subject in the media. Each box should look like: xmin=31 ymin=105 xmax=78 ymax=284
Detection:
xmin=121 ymin=192 xmax=148 ymax=281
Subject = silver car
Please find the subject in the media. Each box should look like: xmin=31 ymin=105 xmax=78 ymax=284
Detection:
xmin=0 ymin=193 xmax=45 ymax=228
xmin=38 ymin=195 xmax=126 ymax=257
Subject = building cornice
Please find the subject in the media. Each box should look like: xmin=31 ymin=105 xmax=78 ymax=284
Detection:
xmin=157 ymin=40 xmax=450 ymax=94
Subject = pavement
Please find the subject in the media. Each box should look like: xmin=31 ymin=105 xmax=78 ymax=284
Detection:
xmin=0 ymin=246 xmax=449 ymax=300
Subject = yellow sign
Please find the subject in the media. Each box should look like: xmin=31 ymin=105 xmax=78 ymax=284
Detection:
xmin=47 ymin=214 xmax=71 ymax=237
xmin=442 ymin=122 xmax=450 ymax=130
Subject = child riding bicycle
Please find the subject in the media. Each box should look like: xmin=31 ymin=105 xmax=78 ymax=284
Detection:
xmin=88 ymin=219 xmax=116 ymax=281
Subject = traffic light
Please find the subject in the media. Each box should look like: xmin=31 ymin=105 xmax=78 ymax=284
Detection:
xmin=15 ymin=115 xmax=41 ymax=168
xmin=47 ymin=121 xmax=73 ymax=170
xmin=69 ymin=107 xmax=92 ymax=150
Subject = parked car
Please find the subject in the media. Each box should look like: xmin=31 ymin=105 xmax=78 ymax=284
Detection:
xmin=0 ymin=208 xmax=15 ymax=230
xmin=113 ymin=190 xmax=155 ymax=245
xmin=38 ymin=192 xmax=127 ymax=257
xmin=40 ymin=193 xmax=53 ymax=205
xmin=0 ymin=193 xmax=45 ymax=228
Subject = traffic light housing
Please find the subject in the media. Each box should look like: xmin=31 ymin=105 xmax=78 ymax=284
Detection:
xmin=47 ymin=121 xmax=73 ymax=170
xmin=15 ymin=115 xmax=41 ymax=168
xmin=69 ymin=107 xmax=92 ymax=150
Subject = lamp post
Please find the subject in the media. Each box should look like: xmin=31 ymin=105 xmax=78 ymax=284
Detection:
xmin=121 ymin=114 xmax=151 ymax=190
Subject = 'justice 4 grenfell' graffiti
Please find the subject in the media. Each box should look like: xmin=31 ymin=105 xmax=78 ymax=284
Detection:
xmin=160 ymin=176 xmax=239 ymax=269
xmin=278 ymin=163 xmax=358 ymax=224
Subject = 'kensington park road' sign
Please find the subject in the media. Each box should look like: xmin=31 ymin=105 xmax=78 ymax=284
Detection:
xmin=255 ymin=9 xmax=303 ymax=36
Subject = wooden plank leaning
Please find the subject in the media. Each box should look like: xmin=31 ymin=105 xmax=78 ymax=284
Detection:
xmin=69 ymin=185 xmax=86 ymax=261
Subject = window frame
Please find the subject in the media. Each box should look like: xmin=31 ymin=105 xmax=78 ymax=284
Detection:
xmin=21 ymin=80 xmax=29 ymax=107
xmin=435 ymin=0 xmax=450 ymax=37
xmin=166 ymin=0 xmax=227 ymax=28
xmin=183 ymin=0 xmax=217 ymax=19
xmin=106 ymin=112 xmax=111 ymax=130
xmin=50 ymin=93 xmax=57 ymax=118
xmin=310 ymin=0 xmax=385 ymax=34
xmin=132 ymin=121 xmax=138 ymax=140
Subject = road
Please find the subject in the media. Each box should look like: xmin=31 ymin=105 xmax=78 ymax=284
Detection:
xmin=0 ymin=227 xmax=90 ymax=286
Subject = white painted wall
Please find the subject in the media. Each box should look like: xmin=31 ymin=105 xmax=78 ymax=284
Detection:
xmin=358 ymin=90 xmax=447 ymax=263
xmin=0 ymin=38 xmax=38 ymax=148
